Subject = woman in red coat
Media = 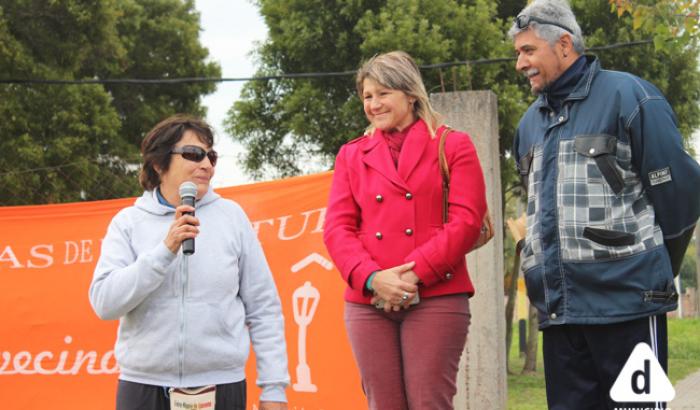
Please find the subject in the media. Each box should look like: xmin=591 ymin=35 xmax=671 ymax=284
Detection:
xmin=323 ymin=51 xmax=488 ymax=409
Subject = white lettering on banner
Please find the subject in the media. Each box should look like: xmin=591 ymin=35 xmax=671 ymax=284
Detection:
xmin=0 ymin=335 xmax=118 ymax=376
xmin=64 ymin=241 xmax=79 ymax=264
xmin=251 ymin=208 xmax=326 ymax=240
xmin=64 ymin=240 xmax=94 ymax=265
xmin=251 ymin=218 xmax=274 ymax=236
xmin=0 ymin=245 xmax=25 ymax=268
xmin=0 ymin=239 xmax=100 ymax=270
xmin=27 ymin=244 xmax=54 ymax=268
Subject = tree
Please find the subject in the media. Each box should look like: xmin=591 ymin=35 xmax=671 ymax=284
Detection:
xmin=0 ymin=0 xmax=220 ymax=205
xmin=229 ymin=0 xmax=699 ymax=180
xmin=610 ymin=0 xmax=700 ymax=52
xmin=227 ymin=0 xmax=525 ymax=179
xmin=103 ymin=0 xmax=221 ymax=148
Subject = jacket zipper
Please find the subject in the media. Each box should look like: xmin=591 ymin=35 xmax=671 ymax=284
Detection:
xmin=178 ymin=255 xmax=188 ymax=384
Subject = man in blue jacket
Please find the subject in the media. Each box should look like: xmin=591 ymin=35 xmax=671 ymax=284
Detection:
xmin=509 ymin=1 xmax=700 ymax=409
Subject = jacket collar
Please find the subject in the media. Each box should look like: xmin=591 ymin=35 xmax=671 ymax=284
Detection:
xmin=360 ymin=119 xmax=432 ymax=190
xmin=535 ymin=55 xmax=599 ymax=111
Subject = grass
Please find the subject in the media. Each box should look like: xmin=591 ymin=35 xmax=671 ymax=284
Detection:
xmin=506 ymin=317 xmax=700 ymax=409
xmin=667 ymin=317 xmax=700 ymax=383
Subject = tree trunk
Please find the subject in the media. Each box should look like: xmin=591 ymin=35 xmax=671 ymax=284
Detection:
xmin=522 ymin=303 xmax=539 ymax=374
xmin=504 ymin=240 xmax=523 ymax=373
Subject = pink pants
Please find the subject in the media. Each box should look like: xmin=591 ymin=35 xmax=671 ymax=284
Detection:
xmin=344 ymin=294 xmax=471 ymax=410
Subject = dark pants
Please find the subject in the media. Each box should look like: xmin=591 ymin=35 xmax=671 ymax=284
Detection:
xmin=543 ymin=314 xmax=668 ymax=410
xmin=116 ymin=379 xmax=246 ymax=410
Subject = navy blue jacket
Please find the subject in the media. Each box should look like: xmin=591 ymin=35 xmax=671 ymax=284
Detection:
xmin=514 ymin=56 xmax=700 ymax=328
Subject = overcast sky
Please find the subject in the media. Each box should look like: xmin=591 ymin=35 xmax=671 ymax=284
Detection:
xmin=195 ymin=0 xmax=266 ymax=187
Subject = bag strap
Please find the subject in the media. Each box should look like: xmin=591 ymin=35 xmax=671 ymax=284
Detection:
xmin=438 ymin=126 xmax=452 ymax=224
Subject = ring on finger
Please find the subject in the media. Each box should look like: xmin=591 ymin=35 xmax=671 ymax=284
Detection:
xmin=401 ymin=292 xmax=409 ymax=301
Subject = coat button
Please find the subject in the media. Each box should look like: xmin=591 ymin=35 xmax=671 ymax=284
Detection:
xmin=405 ymin=228 xmax=413 ymax=236
xmin=550 ymin=313 xmax=557 ymax=319
xmin=405 ymin=192 xmax=413 ymax=200
xmin=375 ymin=232 xmax=383 ymax=240
xmin=588 ymin=148 xmax=596 ymax=155
xmin=558 ymin=116 xmax=565 ymax=122
xmin=445 ymin=272 xmax=453 ymax=280
xmin=375 ymin=194 xmax=383 ymax=202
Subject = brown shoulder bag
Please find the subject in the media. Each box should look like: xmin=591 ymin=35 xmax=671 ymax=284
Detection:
xmin=438 ymin=126 xmax=494 ymax=251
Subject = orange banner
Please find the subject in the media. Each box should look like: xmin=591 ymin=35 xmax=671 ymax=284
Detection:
xmin=0 ymin=171 xmax=366 ymax=409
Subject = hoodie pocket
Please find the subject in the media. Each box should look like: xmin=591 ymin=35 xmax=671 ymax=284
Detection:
xmin=118 ymin=303 xmax=178 ymax=375
xmin=184 ymin=299 xmax=248 ymax=373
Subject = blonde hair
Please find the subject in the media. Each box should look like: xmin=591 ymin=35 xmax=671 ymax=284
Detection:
xmin=356 ymin=51 xmax=442 ymax=137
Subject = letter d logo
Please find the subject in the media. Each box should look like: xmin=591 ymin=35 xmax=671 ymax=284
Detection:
xmin=610 ymin=342 xmax=675 ymax=402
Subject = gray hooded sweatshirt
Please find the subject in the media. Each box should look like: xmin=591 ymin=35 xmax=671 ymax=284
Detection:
xmin=89 ymin=188 xmax=289 ymax=401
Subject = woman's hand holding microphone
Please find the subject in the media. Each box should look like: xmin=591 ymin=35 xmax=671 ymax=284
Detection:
xmin=163 ymin=204 xmax=200 ymax=254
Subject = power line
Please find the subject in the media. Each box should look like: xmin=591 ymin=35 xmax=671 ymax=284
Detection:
xmin=0 ymin=40 xmax=654 ymax=86
xmin=0 ymin=161 xmax=87 ymax=176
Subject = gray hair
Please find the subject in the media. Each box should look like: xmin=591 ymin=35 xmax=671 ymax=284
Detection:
xmin=356 ymin=51 xmax=442 ymax=137
xmin=507 ymin=0 xmax=585 ymax=54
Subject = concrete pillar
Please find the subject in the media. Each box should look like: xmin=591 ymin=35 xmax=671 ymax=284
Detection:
xmin=431 ymin=91 xmax=506 ymax=409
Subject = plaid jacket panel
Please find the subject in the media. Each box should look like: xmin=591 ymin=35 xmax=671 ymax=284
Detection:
xmin=556 ymin=137 xmax=664 ymax=261
xmin=521 ymin=145 xmax=544 ymax=272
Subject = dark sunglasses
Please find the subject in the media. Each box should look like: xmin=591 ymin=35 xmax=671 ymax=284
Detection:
xmin=515 ymin=14 xmax=573 ymax=34
xmin=171 ymin=145 xmax=218 ymax=166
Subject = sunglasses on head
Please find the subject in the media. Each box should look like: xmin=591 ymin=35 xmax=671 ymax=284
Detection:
xmin=171 ymin=145 xmax=218 ymax=166
xmin=515 ymin=14 xmax=573 ymax=34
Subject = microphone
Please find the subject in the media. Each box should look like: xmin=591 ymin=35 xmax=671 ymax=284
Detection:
xmin=179 ymin=181 xmax=197 ymax=255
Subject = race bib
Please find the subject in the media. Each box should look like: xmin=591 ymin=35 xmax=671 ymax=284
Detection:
xmin=169 ymin=385 xmax=216 ymax=409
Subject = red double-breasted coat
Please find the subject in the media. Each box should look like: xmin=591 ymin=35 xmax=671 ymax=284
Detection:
xmin=323 ymin=120 xmax=487 ymax=304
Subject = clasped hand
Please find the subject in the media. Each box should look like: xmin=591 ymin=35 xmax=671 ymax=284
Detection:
xmin=370 ymin=261 xmax=419 ymax=312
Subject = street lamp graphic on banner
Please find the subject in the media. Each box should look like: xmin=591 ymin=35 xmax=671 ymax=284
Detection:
xmin=292 ymin=281 xmax=320 ymax=392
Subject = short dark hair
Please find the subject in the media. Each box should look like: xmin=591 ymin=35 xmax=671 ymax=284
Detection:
xmin=139 ymin=114 xmax=215 ymax=190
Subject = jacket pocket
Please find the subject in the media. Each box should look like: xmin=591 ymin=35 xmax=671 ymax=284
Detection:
xmin=522 ymin=265 xmax=548 ymax=314
xmin=583 ymin=227 xmax=635 ymax=247
xmin=520 ymin=242 xmax=538 ymax=273
xmin=574 ymin=135 xmax=625 ymax=195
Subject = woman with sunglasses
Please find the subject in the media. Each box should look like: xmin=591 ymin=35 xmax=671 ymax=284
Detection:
xmin=89 ymin=115 xmax=289 ymax=410
xmin=323 ymin=51 xmax=488 ymax=409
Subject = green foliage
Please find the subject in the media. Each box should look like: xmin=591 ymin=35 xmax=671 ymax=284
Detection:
xmin=228 ymin=0 xmax=700 ymax=195
xmin=105 ymin=0 xmax=220 ymax=147
xmin=0 ymin=0 xmax=220 ymax=205
xmin=610 ymin=0 xmax=700 ymax=54
xmin=679 ymin=239 xmax=697 ymax=291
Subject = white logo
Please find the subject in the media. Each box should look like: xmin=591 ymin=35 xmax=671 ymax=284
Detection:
xmin=609 ymin=342 xmax=675 ymax=402
xmin=292 ymin=281 xmax=320 ymax=393
xmin=648 ymin=167 xmax=672 ymax=186
xmin=291 ymin=252 xmax=333 ymax=272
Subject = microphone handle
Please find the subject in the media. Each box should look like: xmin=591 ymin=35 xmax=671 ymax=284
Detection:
xmin=181 ymin=196 xmax=195 ymax=255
